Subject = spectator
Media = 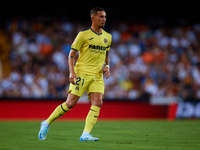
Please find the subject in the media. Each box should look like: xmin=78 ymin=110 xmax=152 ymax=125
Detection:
xmin=0 ymin=17 xmax=200 ymax=102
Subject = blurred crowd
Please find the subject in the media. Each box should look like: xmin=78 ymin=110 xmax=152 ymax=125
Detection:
xmin=0 ymin=17 xmax=200 ymax=101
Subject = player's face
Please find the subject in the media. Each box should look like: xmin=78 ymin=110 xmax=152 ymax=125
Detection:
xmin=93 ymin=11 xmax=106 ymax=28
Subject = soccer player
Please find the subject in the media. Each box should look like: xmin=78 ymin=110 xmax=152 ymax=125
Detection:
xmin=38 ymin=7 xmax=112 ymax=141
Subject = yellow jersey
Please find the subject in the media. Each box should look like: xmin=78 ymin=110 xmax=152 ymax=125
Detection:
xmin=71 ymin=27 xmax=112 ymax=76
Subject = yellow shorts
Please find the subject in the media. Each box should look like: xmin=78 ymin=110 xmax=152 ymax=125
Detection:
xmin=68 ymin=73 xmax=104 ymax=99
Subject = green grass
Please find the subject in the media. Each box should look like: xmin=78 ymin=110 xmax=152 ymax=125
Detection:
xmin=0 ymin=120 xmax=200 ymax=150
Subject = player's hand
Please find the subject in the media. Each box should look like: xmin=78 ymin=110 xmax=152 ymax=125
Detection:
xmin=69 ymin=70 xmax=77 ymax=85
xmin=103 ymin=67 xmax=110 ymax=79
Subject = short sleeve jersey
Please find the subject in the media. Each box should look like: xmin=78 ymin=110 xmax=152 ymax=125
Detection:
xmin=71 ymin=27 xmax=112 ymax=76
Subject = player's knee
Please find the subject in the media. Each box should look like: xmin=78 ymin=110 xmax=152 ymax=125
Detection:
xmin=65 ymin=94 xmax=79 ymax=109
xmin=65 ymin=101 xmax=76 ymax=109
xmin=99 ymin=100 xmax=103 ymax=107
xmin=66 ymin=99 xmax=77 ymax=109
xmin=92 ymin=99 xmax=103 ymax=107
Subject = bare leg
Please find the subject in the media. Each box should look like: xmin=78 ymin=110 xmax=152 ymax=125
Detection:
xmin=90 ymin=92 xmax=103 ymax=107
xmin=65 ymin=93 xmax=80 ymax=109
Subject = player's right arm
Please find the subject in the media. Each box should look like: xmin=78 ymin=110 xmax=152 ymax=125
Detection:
xmin=68 ymin=49 xmax=78 ymax=85
xmin=69 ymin=31 xmax=84 ymax=85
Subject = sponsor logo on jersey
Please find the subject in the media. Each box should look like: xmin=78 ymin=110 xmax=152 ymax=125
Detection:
xmin=89 ymin=45 xmax=106 ymax=50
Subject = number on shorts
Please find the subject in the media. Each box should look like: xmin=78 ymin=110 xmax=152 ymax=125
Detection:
xmin=76 ymin=77 xmax=84 ymax=86
xmin=82 ymin=79 xmax=84 ymax=86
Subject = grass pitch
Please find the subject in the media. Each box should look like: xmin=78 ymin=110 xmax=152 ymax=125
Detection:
xmin=0 ymin=120 xmax=199 ymax=150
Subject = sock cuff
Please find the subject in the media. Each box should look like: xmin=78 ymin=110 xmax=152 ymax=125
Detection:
xmin=61 ymin=102 xmax=70 ymax=112
xmin=91 ymin=105 xmax=100 ymax=111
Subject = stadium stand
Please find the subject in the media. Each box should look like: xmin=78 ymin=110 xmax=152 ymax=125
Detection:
xmin=0 ymin=17 xmax=200 ymax=102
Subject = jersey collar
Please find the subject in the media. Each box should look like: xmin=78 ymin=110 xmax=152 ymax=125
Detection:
xmin=90 ymin=27 xmax=102 ymax=35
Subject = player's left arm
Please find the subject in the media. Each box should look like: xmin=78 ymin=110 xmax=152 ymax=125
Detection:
xmin=103 ymin=51 xmax=110 ymax=79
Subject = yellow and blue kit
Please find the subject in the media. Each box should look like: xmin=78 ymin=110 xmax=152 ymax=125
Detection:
xmin=69 ymin=27 xmax=112 ymax=97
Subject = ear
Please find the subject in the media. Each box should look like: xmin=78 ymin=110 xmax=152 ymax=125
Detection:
xmin=91 ymin=15 xmax=95 ymax=21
